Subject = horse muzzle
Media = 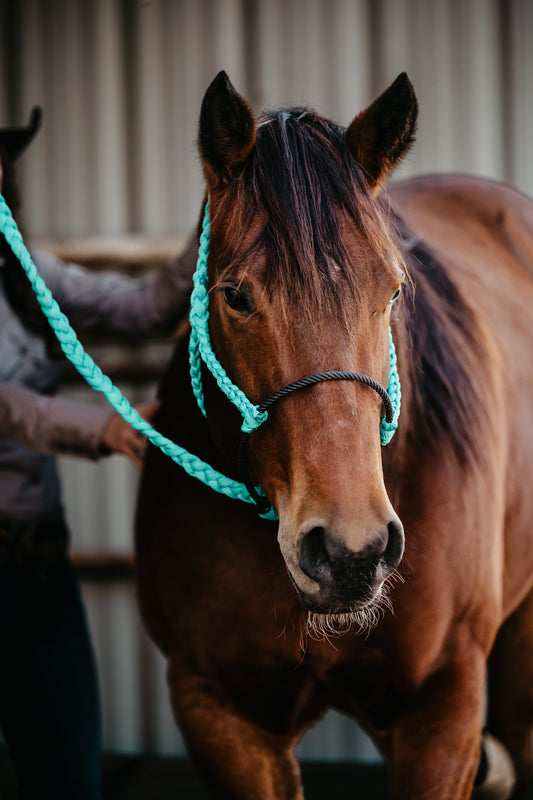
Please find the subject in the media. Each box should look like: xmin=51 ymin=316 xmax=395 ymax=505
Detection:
xmin=282 ymin=517 xmax=405 ymax=614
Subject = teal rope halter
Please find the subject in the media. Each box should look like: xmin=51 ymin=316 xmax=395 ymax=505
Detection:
xmin=381 ymin=326 xmax=401 ymax=446
xmin=189 ymin=202 xmax=401 ymax=446
xmin=189 ymin=202 xmax=269 ymax=435
xmin=0 ymin=193 xmax=400 ymax=520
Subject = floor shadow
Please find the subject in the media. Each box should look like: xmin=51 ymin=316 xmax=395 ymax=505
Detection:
xmin=0 ymin=750 xmax=387 ymax=799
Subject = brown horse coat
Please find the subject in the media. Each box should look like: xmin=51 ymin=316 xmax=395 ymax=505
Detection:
xmin=136 ymin=74 xmax=533 ymax=800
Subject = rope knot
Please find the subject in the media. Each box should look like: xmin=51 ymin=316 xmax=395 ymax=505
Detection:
xmin=240 ymin=408 xmax=268 ymax=434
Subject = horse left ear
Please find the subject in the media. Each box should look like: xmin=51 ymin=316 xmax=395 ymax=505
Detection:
xmin=199 ymin=71 xmax=257 ymax=188
xmin=346 ymin=73 xmax=418 ymax=191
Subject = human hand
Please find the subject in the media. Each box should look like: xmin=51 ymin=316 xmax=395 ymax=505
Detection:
xmin=101 ymin=400 xmax=159 ymax=467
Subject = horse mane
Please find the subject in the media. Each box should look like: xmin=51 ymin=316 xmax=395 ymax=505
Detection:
xmin=393 ymin=216 xmax=486 ymax=465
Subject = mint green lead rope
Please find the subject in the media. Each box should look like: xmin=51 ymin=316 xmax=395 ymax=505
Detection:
xmin=0 ymin=194 xmax=400 ymax=519
xmin=0 ymin=193 xmax=273 ymax=516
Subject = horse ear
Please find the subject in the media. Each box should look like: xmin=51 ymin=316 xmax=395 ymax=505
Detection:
xmin=199 ymin=71 xmax=257 ymax=188
xmin=346 ymin=73 xmax=418 ymax=190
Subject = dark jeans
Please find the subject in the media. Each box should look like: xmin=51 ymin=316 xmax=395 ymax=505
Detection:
xmin=0 ymin=547 xmax=101 ymax=799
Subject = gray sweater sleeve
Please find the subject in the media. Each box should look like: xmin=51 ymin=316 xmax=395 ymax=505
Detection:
xmin=0 ymin=380 xmax=113 ymax=459
xmin=34 ymin=234 xmax=198 ymax=336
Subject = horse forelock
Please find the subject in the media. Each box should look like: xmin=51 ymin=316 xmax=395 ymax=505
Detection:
xmin=212 ymin=107 xmax=402 ymax=325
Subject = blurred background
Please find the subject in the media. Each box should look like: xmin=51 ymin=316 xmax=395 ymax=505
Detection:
xmin=0 ymin=0 xmax=532 ymax=767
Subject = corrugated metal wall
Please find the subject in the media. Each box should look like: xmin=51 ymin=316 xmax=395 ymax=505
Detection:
xmin=2 ymin=0 xmax=533 ymax=241
xmin=1 ymin=0 xmax=532 ymax=759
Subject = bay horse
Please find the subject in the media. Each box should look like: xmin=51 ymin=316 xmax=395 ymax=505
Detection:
xmin=135 ymin=71 xmax=533 ymax=799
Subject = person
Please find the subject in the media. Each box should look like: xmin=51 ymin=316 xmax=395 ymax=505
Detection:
xmin=0 ymin=108 xmax=197 ymax=799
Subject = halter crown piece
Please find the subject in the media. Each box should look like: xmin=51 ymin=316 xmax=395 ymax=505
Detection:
xmin=0 ymin=193 xmax=400 ymax=521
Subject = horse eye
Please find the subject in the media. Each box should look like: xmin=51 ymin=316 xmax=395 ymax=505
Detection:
xmin=223 ymin=285 xmax=253 ymax=313
xmin=391 ymin=287 xmax=402 ymax=304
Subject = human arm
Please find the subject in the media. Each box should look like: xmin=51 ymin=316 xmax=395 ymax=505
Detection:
xmin=0 ymin=381 xmax=157 ymax=465
xmin=33 ymin=234 xmax=198 ymax=337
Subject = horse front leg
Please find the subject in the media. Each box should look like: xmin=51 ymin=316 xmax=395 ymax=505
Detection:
xmin=168 ymin=662 xmax=305 ymax=800
xmin=382 ymin=646 xmax=488 ymax=800
xmin=487 ymin=585 xmax=533 ymax=799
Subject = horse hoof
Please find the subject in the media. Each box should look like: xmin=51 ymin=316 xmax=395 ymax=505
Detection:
xmin=472 ymin=733 xmax=516 ymax=800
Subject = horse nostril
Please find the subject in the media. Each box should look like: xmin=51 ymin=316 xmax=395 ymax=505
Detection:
xmin=380 ymin=520 xmax=405 ymax=571
xmin=298 ymin=526 xmax=332 ymax=582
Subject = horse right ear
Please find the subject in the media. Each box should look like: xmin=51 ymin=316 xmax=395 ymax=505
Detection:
xmin=199 ymin=71 xmax=257 ymax=189
xmin=346 ymin=73 xmax=418 ymax=190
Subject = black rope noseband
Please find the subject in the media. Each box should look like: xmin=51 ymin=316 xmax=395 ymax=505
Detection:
xmin=238 ymin=370 xmax=394 ymax=516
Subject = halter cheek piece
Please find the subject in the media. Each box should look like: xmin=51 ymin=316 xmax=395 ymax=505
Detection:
xmin=190 ymin=201 xmax=401 ymax=518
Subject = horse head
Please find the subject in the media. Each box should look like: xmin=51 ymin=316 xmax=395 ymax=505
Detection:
xmin=197 ymin=71 xmax=417 ymax=623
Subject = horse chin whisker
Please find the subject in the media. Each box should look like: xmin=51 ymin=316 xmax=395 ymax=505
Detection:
xmin=304 ymin=612 xmax=357 ymax=647
xmin=302 ymin=580 xmax=395 ymax=646
xmin=386 ymin=566 xmax=405 ymax=586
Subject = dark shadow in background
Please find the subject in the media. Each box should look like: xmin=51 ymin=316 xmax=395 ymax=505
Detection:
xmin=0 ymin=750 xmax=387 ymax=799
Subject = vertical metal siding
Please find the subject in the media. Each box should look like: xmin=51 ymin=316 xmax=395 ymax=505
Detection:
xmin=1 ymin=0 xmax=532 ymax=758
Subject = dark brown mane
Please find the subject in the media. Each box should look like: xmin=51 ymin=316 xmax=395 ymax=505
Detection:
xmin=394 ymin=218 xmax=486 ymax=465
xmin=214 ymin=107 xmax=400 ymax=316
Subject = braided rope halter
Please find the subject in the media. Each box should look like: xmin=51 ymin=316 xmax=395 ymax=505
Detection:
xmin=189 ymin=201 xmax=401 ymax=515
xmin=0 ymin=193 xmax=400 ymax=520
